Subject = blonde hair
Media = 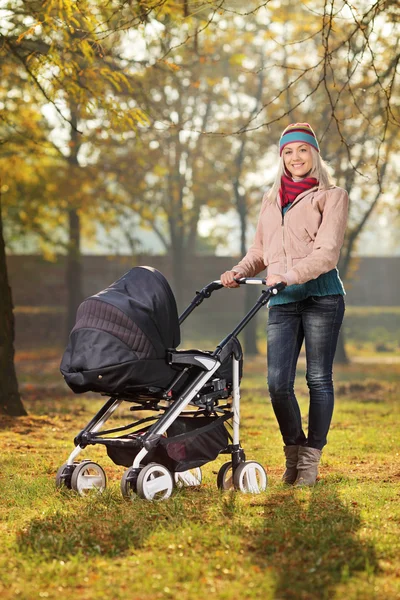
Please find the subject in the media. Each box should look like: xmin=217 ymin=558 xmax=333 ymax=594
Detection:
xmin=266 ymin=147 xmax=335 ymax=203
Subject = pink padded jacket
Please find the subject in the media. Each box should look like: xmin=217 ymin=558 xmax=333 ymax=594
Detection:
xmin=232 ymin=186 xmax=349 ymax=286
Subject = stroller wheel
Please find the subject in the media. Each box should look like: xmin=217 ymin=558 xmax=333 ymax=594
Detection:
xmin=120 ymin=467 xmax=139 ymax=499
xmin=70 ymin=461 xmax=107 ymax=496
xmin=217 ymin=462 xmax=234 ymax=490
xmin=55 ymin=463 xmax=75 ymax=489
xmin=233 ymin=461 xmax=267 ymax=494
xmin=174 ymin=467 xmax=202 ymax=488
xmin=136 ymin=463 xmax=174 ymax=501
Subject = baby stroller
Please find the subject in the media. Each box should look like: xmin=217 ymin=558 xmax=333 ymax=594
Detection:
xmin=57 ymin=266 xmax=284 ymax=501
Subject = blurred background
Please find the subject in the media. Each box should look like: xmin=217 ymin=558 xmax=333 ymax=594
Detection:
xmin=1 ymin=0 xmax=399 ymax=371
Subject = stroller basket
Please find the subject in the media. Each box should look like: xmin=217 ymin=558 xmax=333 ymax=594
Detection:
xmin=106 ymin=414 xmax=231 ymax=472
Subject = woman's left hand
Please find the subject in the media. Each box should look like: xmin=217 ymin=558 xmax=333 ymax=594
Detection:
xmin=266 ymin=274 xmax=287 ymax=287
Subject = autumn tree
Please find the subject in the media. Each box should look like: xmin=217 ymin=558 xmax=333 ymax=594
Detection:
xmin=213 ymin=1 xmax=400 ymax=360
xmin=88 ymin=15 xmax=252 ymax=303
xmin=0 ymin=39 xmax=58 ymax=416
xmin=0 ymin=0 xmax=221 ymax=414
xmin=0 ymin=190 xmax=27 ymax=416
xmin=92 ymin=1 xmax=399 ymax=356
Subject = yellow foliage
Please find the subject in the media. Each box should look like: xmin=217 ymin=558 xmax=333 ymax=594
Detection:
xmin=99 ymin=69 xmax=124 ymax=93
xmin=229 ymin=53 xmax=246 ymax=67
xmin=41 ymin=246 xmax=58 ymax=262
xmin=2 ymin=0 xmax=397 ymax=262
xmin=131 ymin=108 xmax=150 ymax=126
xmin=140 ymin=207 xmax=156 ymax=222
xmin=154 ymin=164 xmax=169 ymax=177
xmin=16 ymin=23 xmax=42 ymax=44
xmin=161 ymin=60 xmax=181 ymax=72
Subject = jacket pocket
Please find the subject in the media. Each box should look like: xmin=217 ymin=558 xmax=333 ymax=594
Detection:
xmin=288 ymin=234 xmax=313 ymax=260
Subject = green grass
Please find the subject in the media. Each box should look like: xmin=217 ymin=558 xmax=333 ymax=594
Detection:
xmin=1 ymin=358 xmax=400 ymax=599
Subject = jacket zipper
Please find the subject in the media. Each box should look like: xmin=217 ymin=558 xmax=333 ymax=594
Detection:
xmin=279 ymin=187 xmax=317 ymax=273
xmin=281 ymin=211 xmax=287 ymax=272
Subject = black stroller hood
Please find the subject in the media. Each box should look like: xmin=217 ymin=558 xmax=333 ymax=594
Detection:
xmin=60 ymin=266 xmax=181 ymax=394
xmin=94 ymin=266 xmax=180 ymax=352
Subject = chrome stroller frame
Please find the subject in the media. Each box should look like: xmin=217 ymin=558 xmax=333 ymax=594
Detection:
xmin=56 ymin=278 xmax=284 ymax=500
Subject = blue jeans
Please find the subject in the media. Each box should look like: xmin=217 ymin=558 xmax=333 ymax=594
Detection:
xmin=267 ymin=295 xmax=345 ymax=450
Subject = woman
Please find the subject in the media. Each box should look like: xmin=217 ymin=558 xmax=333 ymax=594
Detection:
xmin=220 ymin=123 xmax=348 ymax=486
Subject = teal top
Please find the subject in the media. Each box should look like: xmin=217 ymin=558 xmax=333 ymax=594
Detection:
xmin=268 ymin=202 xmax=345 ymax=307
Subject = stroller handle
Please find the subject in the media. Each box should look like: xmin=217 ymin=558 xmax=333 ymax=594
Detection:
xmin=213 ymin=278 xmax=287 ymax=292
xmin=235 ymin=277 xmax=287 ymax=292
xmin=179 ymin=278 xmax=286 ymax=325
xmin=237 ymin=278 xmax=287 ymax=293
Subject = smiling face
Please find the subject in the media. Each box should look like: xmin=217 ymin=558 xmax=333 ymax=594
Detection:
xmin=282 ymin=142 xmax=313 ymax=178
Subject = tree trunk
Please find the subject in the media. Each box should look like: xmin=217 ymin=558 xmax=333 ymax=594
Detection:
xmin=0 ymin=193 xmax=27 ymax=416
xmin=232 ymin=64 xmax=264 ymax=356
xmin=170 ymin=234 xmax=185 ymax=311
xmin=65 ymin=105 xmax=84 ymax=338
xmin=66 ymin=208 xmax=83 ymax=335
xmin=334 ymin=250 xmax=355 ymax=365
xmin=333 ymin=139 xmax=392 ymax=365
xmin=236 ymin=190 xmax=258 ymax=354
xmin=168 ymin=137 xmax=186 ymax=310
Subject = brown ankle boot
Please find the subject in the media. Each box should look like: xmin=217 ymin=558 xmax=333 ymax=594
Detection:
xmin=295 ymin=446 xmax=322 ymax=486
xmin=282 ymin=445 xmax=299 ymax=484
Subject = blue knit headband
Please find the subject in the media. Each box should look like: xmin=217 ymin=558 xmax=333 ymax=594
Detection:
xmin=279 ymin=124 xmax=320 ymax=155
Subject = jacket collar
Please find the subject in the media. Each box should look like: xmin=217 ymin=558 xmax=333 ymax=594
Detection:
xmin=275 ymin=185 xmax=319 ymax=211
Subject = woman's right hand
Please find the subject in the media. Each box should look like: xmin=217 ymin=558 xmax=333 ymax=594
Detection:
xmin=220 ymin=270 xmax=241 ymax=288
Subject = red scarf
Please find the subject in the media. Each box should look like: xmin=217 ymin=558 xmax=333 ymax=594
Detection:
xmin=279 ymin=174 xmax=318 ymax=208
